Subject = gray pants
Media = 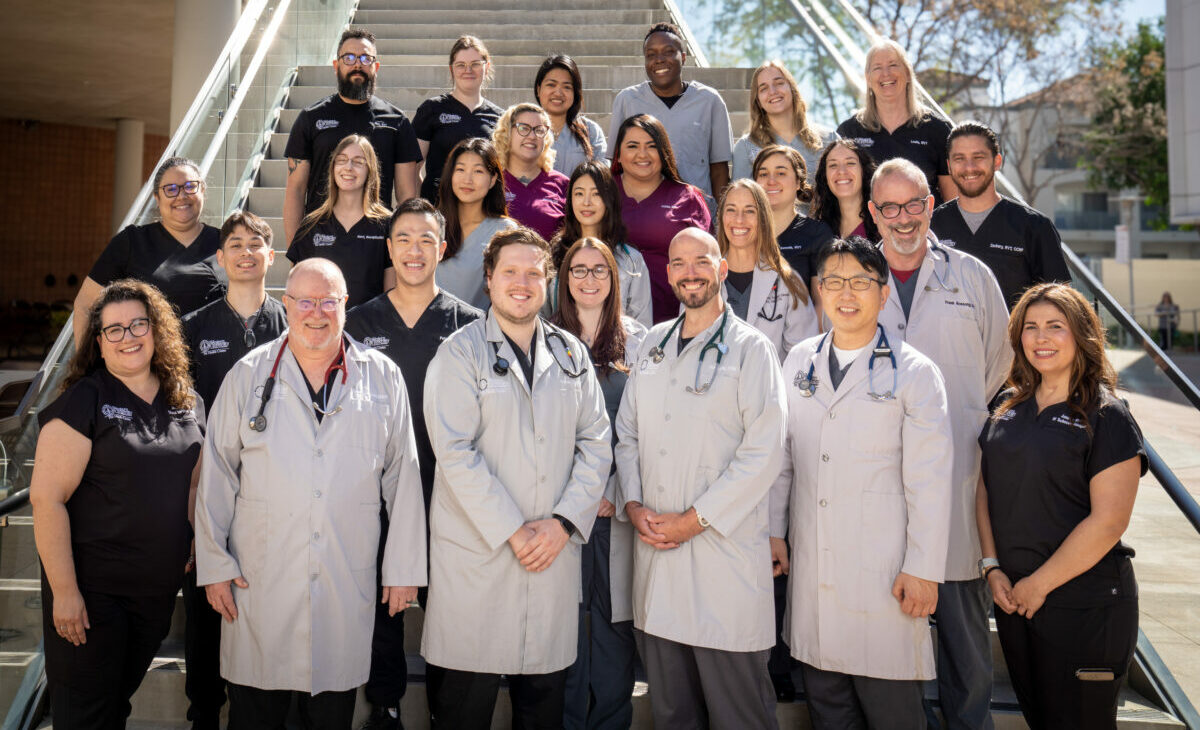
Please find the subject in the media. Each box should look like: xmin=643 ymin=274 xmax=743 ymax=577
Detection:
xmin=635 ymin=630 xmax=778 ymax=730
xmin=928 ymin=578 xmax=994 ymax=729
xmin=800 ymin=663 xmax=925 ymax=730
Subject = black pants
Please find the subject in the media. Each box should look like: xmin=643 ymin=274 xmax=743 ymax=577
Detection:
xmin=800 ymin=662 xmax=924 ymax=730
xmin=226 ymin=683 xmax=356 ymax=730
xmin=42 ymin=576 xmax=176 ymax=730
xmin=426 ymin=664 xmax=568 ymax=730
xmin=768 ymin=563 xmax=791 ymax=678
xmin=994 ymin=597 xmax=1138 ymax=730
xmin=1158 ymin=326 xmax=1175 ymax=350
xmin=183 ymin=568 xmax=226 ymax=727
xmin=364 ymin=508 xmax=409 ymax=708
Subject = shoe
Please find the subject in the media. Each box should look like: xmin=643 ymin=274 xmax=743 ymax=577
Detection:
xmin=359 ymin=705 xmax=403 ymax=730
xmin=771 ymin=671 xmax=796 ymax=703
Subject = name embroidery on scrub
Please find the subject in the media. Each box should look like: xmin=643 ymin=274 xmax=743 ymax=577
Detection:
xmin=944 ymin=299 xmax=976 ymax=310
xmin=994 ymin=409 xmax=1017 ymax=422
xmin=910 ymin=139 xmax=928 ymax=146
xmin=315 ymin=119 xmax=339 ymax=131
xmin=362 ymin=336 xmax=390 ymax=349
xmin=1051 ymin=413 xmax=1087 ymax=430
xmin=101 ymin=404 xmax=134 ymax=421
xmin=313 ymin=233 xmax=337 ymax=247
xmin=439 ymin=113 xmax=462 ymax=124
xmin=200 ymin=339 xmax=230 ymax=356
xmin=853 ymin=137 xmax=874 ymax=147
xmin=357 ymin=234 xmax=385 ymax=240
xmin=504 ymin=190 xmax=517 ymax=203
xmin=168 ymin=407 xmax=194 ymax=421
xmin=989 ymin=243 xmax=1025 ymax=253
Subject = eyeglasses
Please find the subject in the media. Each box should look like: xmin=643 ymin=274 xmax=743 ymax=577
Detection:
xmin=159 ymin=180 xmax=203 ymax=198
xmin=514 ymin=123 xmax=550 ymax=139
xmin=333 ymin=155 xmax=368 ymax=169
xmin=569 ymin=264 xmax=611 ymax=280
xmin=285 ymin=295 xmax=344 ymax=313
xmin=873 ymin=197 xmax=928 ymax=219
xmin=100 ymin=317 xmax=150 ymax=343
xmin=819 ymin=275 xmax=884 ymax=292
xmin=339 ymin=53 xmax=376 ymax=66
xmin=452 ymin=60 xmax=486 ymax=73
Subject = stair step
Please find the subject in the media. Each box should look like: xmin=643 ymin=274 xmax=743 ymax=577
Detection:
xmin=356 ymin=0 xmax=665 ymax=10
xmin=352 ymin=9 xmax=669 ymax=25
xmin=293 ymin=65 xmax=754 ymax=90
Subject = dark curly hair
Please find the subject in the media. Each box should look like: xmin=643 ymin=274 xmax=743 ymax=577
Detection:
xmin=64 ymin=279 xmax=196 ymax=410
xmin=810 ymin=139 xmax=880 ymax=242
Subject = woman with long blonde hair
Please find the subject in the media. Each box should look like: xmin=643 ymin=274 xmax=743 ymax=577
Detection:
xmin=492 ymin=102 xmax=570 ymax=241
xmin=732 ymin=60 xmax=837 ymax=185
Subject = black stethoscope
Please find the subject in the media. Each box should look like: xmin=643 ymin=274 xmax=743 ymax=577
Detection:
xmin=793 ymin=324 xmax=898 ymax=401
xmin=756 ymin=275 xmax=783 ymax=323
xmin=646 ymin=308 xmax=729 ymax=395
xmin=248 ymin=336 xmax=347 ymax=431
xmin=489 ymin=319 xmax=586 ymax=380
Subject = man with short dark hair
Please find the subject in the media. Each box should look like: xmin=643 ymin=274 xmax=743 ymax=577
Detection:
xmin=931 ymin=121 xmax=1070 ymax=309
xmin=283 ymin=28 xmax=422 ymax=245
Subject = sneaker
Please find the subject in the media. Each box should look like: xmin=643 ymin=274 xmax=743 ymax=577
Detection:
xmin=359 ymin=705 xmax=403 ymax=730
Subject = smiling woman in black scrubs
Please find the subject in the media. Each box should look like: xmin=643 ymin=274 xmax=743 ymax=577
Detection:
xmin=32 ymin=279 xmax=205 ymax=729
xmin=977 ymin=282 xmax=1146 ymax=730
xmin=73 ymin=157 xmax=223 ymax=348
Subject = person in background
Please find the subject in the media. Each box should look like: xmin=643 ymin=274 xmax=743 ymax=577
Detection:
xmin=434 ymin=137 xmax=516 ymax=310
xmin=608 ymin=22 xmax=733 ymax=211
xmin=611 ymin=114 xmax=710 ymax=322
xmin=753 ymin=145 xmax=835 ymax=293
xmin=552 ymin=238 xmax=647 ymax=730
xmin=74 ymin=157 xmax=223 ymax=348
xmin=549 ymin=161 xmax=652 ymax=327
xmin=414 ymin=35 xmax=504 ymax=204
xmin=732 ymin=60 xmax=837 ymax=186
xmin=836 ymin=38 xmax=955 ymax=204
xmin=1155 ymin=292 xmax=1180 ymax=351
xmin=492 ymin=103 xmax=570 ymax=241
xmin=978 ymin=282 xmax=1145 ymax=730
xmin=287 ymin=135 xmax=395 ymax=309
xmin=810 ymin=139 xmax=880 ymax=242
xmin=33 ymin=280 xmax=204 ymax=729
xmin=535 ymin=55 xmax=608 ymax=177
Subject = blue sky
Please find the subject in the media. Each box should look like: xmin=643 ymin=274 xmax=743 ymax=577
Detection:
xmin=1123 ymin=0 xmax=1165 ymax=28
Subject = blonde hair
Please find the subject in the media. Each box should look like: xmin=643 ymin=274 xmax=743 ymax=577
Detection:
xmin=492 ymin=103 xmax=557 ymax=174
xmin=747 ymin=61 xmax=821 ymax=151
xmin=298 ymin=135 xmax=391 ymax=239
xmin=855 ymin=38 xmax=931 ymax=133
xmin=716 ymin=180 xmax=809 ymax=307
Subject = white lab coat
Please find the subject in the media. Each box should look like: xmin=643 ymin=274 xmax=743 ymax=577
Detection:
xmin=614 ymin=308 xmax=787 ymax=651
xmin=877 ymin=235 xmax=1012 ymax=580
xmin=723 ymin=263 xmax=818 ymax=361
xmin=770 ymin=330 xmax=953 ymax=680
xmin=421 ymin=313 xmax=611 ymax=674
xmin=195 ymin=334 xmax=426 ymax=694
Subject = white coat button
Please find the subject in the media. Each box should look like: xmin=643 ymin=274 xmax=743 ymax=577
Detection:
xmin=310 ymin=573 xmax=318 ymax=582
xmin=898 ymin=323 xmax=905 ymax=330
xmin=664 ymin=414 xmax=671 ymax=421
xmin=821 ymin=453 xmax=830 ymax=462
xmin=315 ymin=449 xmax=323 ymax=457
xmin=820 ymin=499 xmax=828 ymax=507
xmin=659 ymin=449 xmax=667 ymax=456
xmin=313 ymin=490 xmax=322 ymax=498
xmin=540 ymin=476 xmax=546 ymax=483
xmin=537 ymin=435 xmax=545 ymax=443
xmin=312 ymin=532 xmax=320 ymax=540
xmin=670 ymin=378 xmax=677 ymax=385
xmin=829 ymin=411 xmax=836 ymax=419
xmin=657 ymin=485 xmax=665 ymax=492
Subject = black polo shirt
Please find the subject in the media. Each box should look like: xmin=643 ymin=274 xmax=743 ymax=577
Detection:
xmin=284 ymin=94 xmax=423 ymax=213
xmin=345 ymin=290 xmax=481 ymax=503
xmin=777 ymin=213 xmax=835 ymax=285
xmin=182 ymin=295 xmax=287 ymax=408
xmin=287 ymin=216 xmax=392 ymax=309
xmin=412 ymin=93 xmax=504 ymax=203
xmin=836 ymin=113 xmax=953 ymax=204
xmin=931 ymin=197 xmax=1071 ymax=309
xmin=89 ymin=223 xmax=224 ymax=317
xmin=37 ymin=368 xmax=206 ymax=596
xmin=979 ymin=391 xmax=1147 ymax=608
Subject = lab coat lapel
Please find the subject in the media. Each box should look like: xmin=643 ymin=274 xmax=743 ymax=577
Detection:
xmin=531 ymin=319 xmax=554 ymax=390
xmin=825 ymin=343 xmax=870 ymax=409
xmin=275 ymin=340 xmax=320 ymax=432
xmin=904 ymin=239 xmax=940 ymax=323
xmin=746 ymin=266 xmax=775 ymax=324
xmin=485 ymin=311 xmax=532 ymax=398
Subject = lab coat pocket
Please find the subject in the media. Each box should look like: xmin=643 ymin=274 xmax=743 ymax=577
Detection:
xmin=860 ymin=491 xmax=906 ymax=576
xmin=229 ymin=496 xmax=268 ymax=580
xmin=348 ymin=501 xmax=384 ymax=571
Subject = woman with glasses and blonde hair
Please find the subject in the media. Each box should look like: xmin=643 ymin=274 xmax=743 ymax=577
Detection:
xmin=414 ymin=35 xmax=504 ymax=203
xmin=493 ymin=102 xmax=570 ymax=241
xmin=287 ymin=134 xmax=394 ymax=308
xmin=73 ymin=157 xmax=223 ymax=348
xmin=836 ymin=38 xmax=955 ymax=204
xmin=733 ymin=60 xmax=837 ymax=185
xmin=33 ymin=279 xmax=205 ymax=728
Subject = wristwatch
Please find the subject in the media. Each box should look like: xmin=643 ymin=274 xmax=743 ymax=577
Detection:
xmin=554 ymin=514 xmax=576 ymax=537
xmin=978 ymin=557 xmax=1000 ymax=579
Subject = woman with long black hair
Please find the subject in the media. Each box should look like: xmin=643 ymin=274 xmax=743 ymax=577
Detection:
xmin=810 ymin=139 xmax=880 ymax=242
xmin=535 ymin=55 xmax=607 ymax=177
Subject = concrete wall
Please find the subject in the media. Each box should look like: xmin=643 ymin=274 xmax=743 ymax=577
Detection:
xmin=1099 ymin=257 xmax=1200 ymax=329
xmin=1166 ymin=0 xmax=1200 ymax=224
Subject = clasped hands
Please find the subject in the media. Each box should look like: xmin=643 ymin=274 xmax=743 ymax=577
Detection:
xmin=509 ymin=517 xmax=571 ymax=572
xmin=987 ymin=568 xmax=1048 ymax=619
xmin=626 ymin=501 xmax=704 ymax=549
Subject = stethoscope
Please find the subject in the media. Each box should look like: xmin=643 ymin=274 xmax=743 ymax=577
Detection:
xmin=793 ymin=325 xmax=897 ymax=401
xmin=489 ymin=318 xmax=587 ymax=380
xmin=922 ymin=243 xmax=960 ymax=294
xmin=647 ymin=308 xmax=729 ymax=395
xmin=755 ymin=275 xmax=783 ymax=323
xmin=248 ymin=336 xmax=346 ymax=431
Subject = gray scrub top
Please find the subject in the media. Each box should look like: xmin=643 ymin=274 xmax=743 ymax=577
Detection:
xmin=552 ymin=116 xmax=608 ymax=177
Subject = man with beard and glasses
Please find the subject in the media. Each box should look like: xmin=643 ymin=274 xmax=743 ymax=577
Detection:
xmin=614 ymin=228 xmax=787 ymax=729
xmin=931 ymin=121 xmax=1070 ymax=309
xmin=283 ymin=28 xmax=422 ymax=245
xmin=869 ymin=158 xmax=1012 ymax=730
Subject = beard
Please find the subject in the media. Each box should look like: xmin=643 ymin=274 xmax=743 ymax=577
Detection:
xmin=337 ymin=69 xmax=375 ymax=101
xmin=954 ymin=169 xmax=994 ymax=199
xmin=673 ymin=277 xmax=721 ymax=310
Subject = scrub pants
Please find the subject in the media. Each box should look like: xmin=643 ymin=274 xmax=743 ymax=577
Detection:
xmin=993 ymin=597 xmax=1138 ymax=730
xmin=928 ymin=578 xmax=994 ymax=729
xmin=364 ymin=509 xmax=408 ymax=709
xmin=425 ymin=664 xmax=568 ymax=730
xmin=226 ymin=684 xmax=356 ymax=730
xmin=42 ymin=576 xmax=176 ymax=730
xmin=635 ymin=630 xmax=777 ymax=730
xmin=183 ymin=568 xmax=226 ymax=729
xmin=563 ymin=517 xmax=636 ymax=730
xmin=800 ymin=662 xmax=925 ymax=730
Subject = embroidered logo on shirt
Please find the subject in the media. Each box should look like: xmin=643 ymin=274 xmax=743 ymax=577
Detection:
xmin=439 ymin=113 xmax=462 ymax=124
xmin=313 ymin=233 xmax=337 ymax=246
xmin=101 ymin=404 xmax=134 ymax=421
xmin=910 ymin=140 xmax=928 ymax=145
xmin=941 ymin=238 xmax=957 ymax=248
xmin=995 ymin=409 xmax=1017 ymax=421
xmin=853 ymin=137 xmax=874 ymax=147
xmin=660 ymin=204 xmax=675 ymax=209
xmin=357 ymin=234 xmax=385 ymax=240
xmin=315 ymin=119 xmax=339 ymax=131
xmin=989 ymin=243 xmax=1025 ymax=254
xmin=1051 ymin=413 xmax=1087 ymax=429
xmin=362 ymin=336 xmax=390 ymax=349
xmin=504 ymin=190 xmax=517 ymax=203
xmin=199 ymin=339 xmax=230 ymax=356
xmin=944 ymin=299 xmax=977 ymax=310
xmin=169 ymin=407 xmax=194 ymax=421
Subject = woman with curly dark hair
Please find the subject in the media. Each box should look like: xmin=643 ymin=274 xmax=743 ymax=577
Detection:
xmin=810 ymin=139 xmax=879 ymax=243
xmin=32 ymin=279 xmax=205 ymax=728
xmin=976 ymin=282 xmax=1146 ymax=729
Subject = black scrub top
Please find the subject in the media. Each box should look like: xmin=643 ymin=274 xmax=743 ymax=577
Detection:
xmin=931 ymin=197 xmax=1072 ymax=309
xmin=89 ymin=223 xmax=224 ymax=317
xmin=284 ymin=94 xmax=423 ymax=213
xmin=979 ymin=391 xmax=1147 ymax=608
xmin=412 ymin=93 xmax=504 ymax=203
xmin=37 ymin=369 xmax=206 ymax=596
xmin=345 ymin=290 xmax=481 ymax=502
xmin=182 ymin=295 xmax=288 ymax=408
xmin=287 ymin=216 xmax=392 ymax=309
xmin=836 ymin=113 xmax=953 ymax=204
xmin=777 ymin=213 xmax=835 ymax=285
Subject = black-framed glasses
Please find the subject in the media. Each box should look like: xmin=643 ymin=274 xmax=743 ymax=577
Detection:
xmin=339 ymin=52 xmax=376 ymax=66
xmin=819 ymin=275 xmax=884 ymax=292
xmin=159 ymin=180 xmax=203 ymax=198
xmin=284 ymin=295 xmax=343 ymax=313
xmin=100 ymin=317 xmax=151 ymax=343
xmin=873 ymin=197 xmax=928 ymax=219
xmin=569 ymin=264 xmax=611 ymax=280
xmin=514 ymin=123 xmax=549 ymax=139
